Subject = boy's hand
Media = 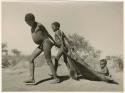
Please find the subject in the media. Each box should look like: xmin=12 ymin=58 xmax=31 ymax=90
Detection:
xmin=53 ymin=41 xmax=58 ymax=47
xmin=53 ymin=41 xmax=56 ymax=46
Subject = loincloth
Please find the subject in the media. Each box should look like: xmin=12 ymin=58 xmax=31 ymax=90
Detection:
xmin=38 ymin=39 xmax=53 ymax=50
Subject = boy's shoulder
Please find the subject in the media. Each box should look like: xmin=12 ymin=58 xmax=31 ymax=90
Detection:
xmin=55 ymin=30 xmax=66 ymax=37
xmin=55 ymin=30 xmax=62 ymax=34
xmin=37 ymin=22 xmax=44 ymax=27
xmin=57 ymin=30 xmax=62 ymax=32
xmin=37 ymin=22 xmax=47 ymax=31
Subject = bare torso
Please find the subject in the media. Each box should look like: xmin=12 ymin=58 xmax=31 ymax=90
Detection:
xmin=101 ymin=66 xmax=109 ymax=76
xmin=55 ymin=30 xmax=67 ymax=48
xmin=31 ymin=22 xmax=48 ymax=45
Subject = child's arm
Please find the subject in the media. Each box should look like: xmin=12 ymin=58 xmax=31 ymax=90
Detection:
xmin=97 ymin=67 xmax=111 ymax=76
xmin=106 ymin=67 xmax=111 ymax=77
xmin=97 ymin=71 xmax=106 ymax=75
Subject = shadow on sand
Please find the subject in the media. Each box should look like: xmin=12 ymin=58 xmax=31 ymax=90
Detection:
xmin=78 ymin=75 xmax=119 ymax=85
xmin=35 ymin=75 xmax=70 ymax=85
xmin=32 ymin=57 xmax=119 ymax=85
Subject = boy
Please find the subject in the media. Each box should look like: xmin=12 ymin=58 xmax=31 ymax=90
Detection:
xmin=99 ymin=59 xmax=111 ymax=77
xmin=51 ymin=21 xmax=78 ymax=79
xmin=24 ymin=13 xmax=60 ymax=84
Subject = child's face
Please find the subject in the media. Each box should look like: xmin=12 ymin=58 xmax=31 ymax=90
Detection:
xmin=100 ymin=61 xmax=106 ymax=68
xmin=51 ymin=24 xmax=58 ymax=32
xmin=25 ymin=19 xmax=35 ymax=27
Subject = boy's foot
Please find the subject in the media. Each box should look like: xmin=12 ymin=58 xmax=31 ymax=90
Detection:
xmin=70 ymin=73 xmax=79 ymax=80
xmin=73 ymin=77 xmax=79 ymax=81
xmin=50 ymin=78 xmax=60 ymax=84
xmin=48 ymin=73 xmax=59 ymax=78
xmin=24 ymin=79 xmax=35 ymax=84
xmin=48 ymin=73 xmax=54 ymax=78
xmin=70 ymin=76 xmax=79 ymax=81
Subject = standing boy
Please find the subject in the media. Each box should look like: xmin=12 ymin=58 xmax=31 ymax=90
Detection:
xmin=51 ymin=21 xmax=78 ymax=79
xmin=24 ymin=13 xmax=60 ymax=84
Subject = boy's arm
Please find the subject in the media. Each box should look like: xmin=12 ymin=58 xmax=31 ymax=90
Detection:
xmin=97 ymin=67 xmax=110 ymax=75
xmin=48 ymin=33 xmax=56 ymax=44
xmin=106 ymin=67 xmax=111 ymax=76
xmin=56 ymin=31 xmax=62 ymax=41
xmin=55 ymin=31 xmax=63 ymax=46
xmin=63 ymin=32 xmax=72 ymax=46
xmin=97 ymin=71 xmax=106 ymax=75
xmin=39 ymin=25 xmax=56 ymax=44
xmin=46 ymin=30 xmax=56 ymax=44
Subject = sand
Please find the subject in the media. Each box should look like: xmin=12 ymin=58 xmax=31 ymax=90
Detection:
xmin=2 ymin=62 xmax=123 ymax=92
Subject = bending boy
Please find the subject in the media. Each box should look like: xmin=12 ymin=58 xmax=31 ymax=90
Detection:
xmin=24 ymin=13 xmax=60 ymax=84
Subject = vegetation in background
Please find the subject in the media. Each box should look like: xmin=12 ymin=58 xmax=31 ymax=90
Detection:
xmin=68 ymin=33 xmax=123 ymax=71
xmin=2 ymin=33 xmax=123 ymax=72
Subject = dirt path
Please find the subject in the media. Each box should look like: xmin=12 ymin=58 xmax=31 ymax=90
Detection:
xmin=2 ymin=63 xmax=123 ymax=92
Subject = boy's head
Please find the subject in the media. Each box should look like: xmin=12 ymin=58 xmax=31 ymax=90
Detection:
xmin=100 ymin=59 xmax=107 ymax=68
xmin=51 ymin=21 xmax=60 ymax=32
xmin=25 ymin=13 xmax=35 ymax=27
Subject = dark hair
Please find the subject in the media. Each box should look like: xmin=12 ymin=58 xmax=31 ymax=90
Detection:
xmin=100 ymin=59 xmax=107 ymax=64
xmin=25 ymin=13 xmax=35 ymax=21
xmin=52 ymin=21 xmax=60 ymax=28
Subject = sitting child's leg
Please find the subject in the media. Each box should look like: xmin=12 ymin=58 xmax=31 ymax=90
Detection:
xmin=25 ymin=48 xmax=42 ymax=83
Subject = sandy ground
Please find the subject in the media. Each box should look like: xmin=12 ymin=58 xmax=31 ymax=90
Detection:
xmin=2 ymin=62 xmax=123 ymax=92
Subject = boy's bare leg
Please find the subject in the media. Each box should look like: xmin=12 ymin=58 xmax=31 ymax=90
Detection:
xmin=54 ymin=49 xmax=63 ymax=73
xmin=25 ymin=48 xmax=42 ymax=83
xmin=54 ymin=59 xmax=58 ymax=73
xmin=55 ymin=49 xmax=63 ymax=73
xmin=48 ymin=50 xmax=62 ymax=78
xmin=43 ymin=39 xmax=60 ymax=83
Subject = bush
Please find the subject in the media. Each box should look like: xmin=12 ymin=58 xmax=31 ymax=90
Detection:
xmin=68 ymin=33 xmax=101 ymax=70
xmin=111 ymin=56 xmax=123 ymax=71
xmin=2 ymin=56 xmax=10 ymax=68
